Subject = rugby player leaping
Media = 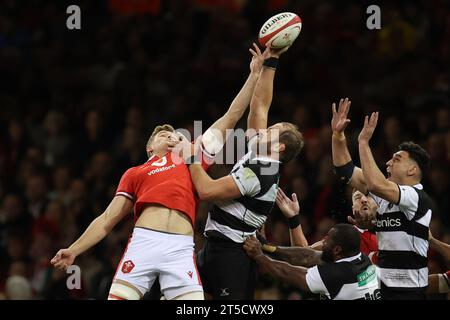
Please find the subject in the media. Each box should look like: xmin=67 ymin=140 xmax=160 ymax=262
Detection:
xmin=50 ymin=44 xmax=269 ymax=300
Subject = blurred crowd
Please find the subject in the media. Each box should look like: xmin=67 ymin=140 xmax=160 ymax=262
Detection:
xmin=0 ymin=0 xmax=449 ymax=299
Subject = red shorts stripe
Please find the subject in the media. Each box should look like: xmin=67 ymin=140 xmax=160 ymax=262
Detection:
xmin=108 ymin=293 xmax=126 ymax=300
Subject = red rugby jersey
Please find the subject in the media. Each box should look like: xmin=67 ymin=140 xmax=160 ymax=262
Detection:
xmin=115 ymin=151 xmax=211 ymax=225
xmin=355 ymin=226 xmax=379 ymax=264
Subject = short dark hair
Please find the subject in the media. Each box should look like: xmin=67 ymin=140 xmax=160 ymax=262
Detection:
xmin=331 ymin=223 xmax=360 ymax=257
xmin=279 ymin=122 xmax=304 ymax=162
xmin=398 ymin=141 xmax=430 ymax=178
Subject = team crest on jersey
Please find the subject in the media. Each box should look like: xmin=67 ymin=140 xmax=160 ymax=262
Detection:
xmin=121 ymin=260 xmax=135 ymax=273
xmin=187 ymin=271 xmax=193 ymax=278
xmin=151 ymin=156 xmax=168 ymax=167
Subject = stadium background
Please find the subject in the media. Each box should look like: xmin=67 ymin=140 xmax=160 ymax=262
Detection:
xmin=0 ymin=0 xmax=448 ymax=300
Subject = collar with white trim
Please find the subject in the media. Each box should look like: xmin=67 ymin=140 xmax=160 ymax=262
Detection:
xmin=335 ymin=252 xmax=362 ymax=263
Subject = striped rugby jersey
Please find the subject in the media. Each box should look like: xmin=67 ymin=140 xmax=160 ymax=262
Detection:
xmin=204 ymin=136 xmax=281 ymax=243
xmin=371 ymin=183 xmax=432 ymax=291
xmin=306 ymin=253 xmax=381 ymax=300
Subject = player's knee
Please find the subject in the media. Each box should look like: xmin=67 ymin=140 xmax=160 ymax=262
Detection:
xmin=172 ymin=291 xmax=204 ymax=300
xmin=108 ymin=282 xmax=141 ymax=300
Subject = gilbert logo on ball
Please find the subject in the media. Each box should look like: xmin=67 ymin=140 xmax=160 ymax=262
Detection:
xmin=259 ymin=12 xmax=302 ymax=49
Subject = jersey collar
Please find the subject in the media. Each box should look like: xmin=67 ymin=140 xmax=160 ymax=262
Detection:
xmin=335 ymin=252 xmax=362 ymax=263
xmin=414 ymin=183 xmax=423 ymax=190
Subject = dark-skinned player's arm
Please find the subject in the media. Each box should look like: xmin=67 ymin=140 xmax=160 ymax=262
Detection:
xmin=358 ymin=112 xmax=400 ymax=204
xmin=51 ymin=195 xmax=133 ymax=270
xmin=243 ymin=236 xmax=312 ymax=292
xmin=331 ymin=98 xmax=368 ymax=194
xmin=200 ymin=44 xmax=268 ymax=157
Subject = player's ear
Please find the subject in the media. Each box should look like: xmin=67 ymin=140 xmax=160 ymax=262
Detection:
xmin=407 ymin=164 xmax=417 ymax=177
xmin=273 ymin=142 xmax=285 ymax=153
xmin=333 ymin=245 xmax=342 ymax=258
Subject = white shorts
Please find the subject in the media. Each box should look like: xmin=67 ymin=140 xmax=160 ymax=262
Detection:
xmin=113 ymin=227 xmax=203 ymax=300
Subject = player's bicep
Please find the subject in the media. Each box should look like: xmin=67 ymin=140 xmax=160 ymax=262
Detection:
xmin=349 ymin=167 xmax=368 ymax=194
xmin=369 ymin=180 xmax=400 ymax=207
xmin=279 ymin=263 xmax=310 ymax=292
xmin=204 ymin=176 xmax=243 ymax=201
xmin=116 ymin=168 xmax=135 ymax=201
xmin=102 ymin=196 xmax=134 ymax=231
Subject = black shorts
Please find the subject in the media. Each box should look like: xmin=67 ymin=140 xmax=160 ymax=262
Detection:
xmin=380 ymin=282 xmax=427 ymax=300
xmin=196 ymin=236 xmax=257 ymax=300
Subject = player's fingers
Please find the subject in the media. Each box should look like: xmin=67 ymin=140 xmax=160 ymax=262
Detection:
xmin=344 ymin=100 xmax=351 ymax=115
xmin=373 ymin=112 xmax=379 ymax=125
xmin=249 ymin=48 xmax=257 ymax=56
xmin=278 ymin=188 xmax=287 ymax=198
xmin=275 ymin=196 xmax=281 ymax=205
xmin=332 ymin=103 xmax=337 ymax=115
xmin=276 ymin=193 xmax=283 ymax=204
xmin=253 ymin=42 xmax=262 ymax=55
xmin=51 ymin=256 xmax=60 ymax=264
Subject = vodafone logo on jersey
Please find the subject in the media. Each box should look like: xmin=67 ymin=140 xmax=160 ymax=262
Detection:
xmin=151 ymin=157 xmax=168 ymax=167
xmin=147 ymin=164 xmax=176 ymax=176
xmin=147 ymin=156 xmax=176 ymax=176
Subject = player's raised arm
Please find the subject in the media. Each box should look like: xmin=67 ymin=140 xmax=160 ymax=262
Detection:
xmin=201 ymin=44 xmax=267 ymax=157
xmin=331 ymin=98 xmax=367 ymax=193
xmin=51 ymin=194 xmax=133 ymax=271
xmin=246 ymin=45 xmax=289 ymax=135
xmin=358 ymin=112 xmax=400 ymax=204
xmin=276 ymin=188 xmax=308 ymax=247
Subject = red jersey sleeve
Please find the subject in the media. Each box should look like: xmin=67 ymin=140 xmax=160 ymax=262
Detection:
xmin=116 ymin=168 xmax=136 ymax=202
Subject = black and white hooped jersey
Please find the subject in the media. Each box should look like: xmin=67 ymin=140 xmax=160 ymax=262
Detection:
xmin=204 ymin=135 xmax=281 ymax=243
xmin=371 ymin=183 xmax=432 ymax=290
xmin=306 ymin=253 xmax=381 ymax=300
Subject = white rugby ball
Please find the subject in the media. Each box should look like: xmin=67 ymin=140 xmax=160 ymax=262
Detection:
xmin=259 ymin=12 xmax=302 ymax=49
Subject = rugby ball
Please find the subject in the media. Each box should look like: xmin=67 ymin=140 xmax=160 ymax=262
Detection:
xmin=259 ymin=12 xmax=302 ymax=49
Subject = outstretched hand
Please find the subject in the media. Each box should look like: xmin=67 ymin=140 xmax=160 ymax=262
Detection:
xmin=358 ymin=112 xmax=379 ymax=143
xmin=249 ymin=43 xmax=270 ymax=74
xmin=276 ymin=188 xmax=300 ymax=218
xmin=51 ymin=248 xmax=76 ymax=271
xmin=331 ymin=98 xmax=352 ymax=133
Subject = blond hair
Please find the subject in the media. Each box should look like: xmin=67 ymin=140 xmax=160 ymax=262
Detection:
xmin=146 ymin=124 xmax=175 ymax=156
